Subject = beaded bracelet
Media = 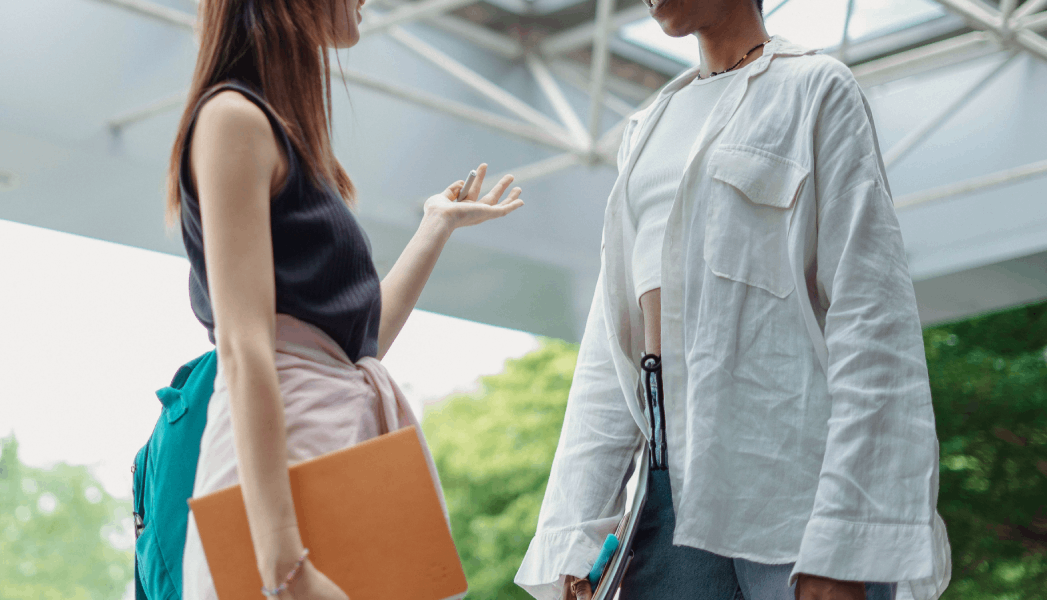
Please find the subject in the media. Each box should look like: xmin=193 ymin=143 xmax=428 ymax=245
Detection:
xmin=261 ymin=548 xmax=310 ymax=598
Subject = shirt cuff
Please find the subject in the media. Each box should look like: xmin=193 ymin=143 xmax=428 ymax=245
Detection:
xmin=789 ymin=517 xmax=936 ymax=587
xmin=514 ymin=523 xmax=612 ymax=600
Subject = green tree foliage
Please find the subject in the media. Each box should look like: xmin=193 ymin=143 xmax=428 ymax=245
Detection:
xmin=424 ymin=338 xmax=579 ymax=600
xmin=425 ymin=302 xmax=1047 ymax=600
xmin=929 ymin=302 xmax=1047 ymax=600
xmin=0 ymin=435 xmax=134 ymax=600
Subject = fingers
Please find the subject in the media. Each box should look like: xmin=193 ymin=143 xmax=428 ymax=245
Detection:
xmin=444 ymin=180 xmax=466 ymax=201
xmin=482 ymin=174 xmax=516 ymax=205
xmin=457 ymin=164 xmax=523 ymax=209
xmin=466 ymin=163 xmax=488 ymax=202
xmin=571 ymin=578 xmax=593 ymax=600
xmin=498 ymin=187 xmax=522 ymax=206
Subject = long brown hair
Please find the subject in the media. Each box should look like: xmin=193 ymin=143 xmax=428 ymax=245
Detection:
xmin=166 ymin=0 xmax=356 ymax=224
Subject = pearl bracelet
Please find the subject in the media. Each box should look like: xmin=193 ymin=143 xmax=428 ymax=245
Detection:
xmin=261 ymin=548 xmax=310 ymax=598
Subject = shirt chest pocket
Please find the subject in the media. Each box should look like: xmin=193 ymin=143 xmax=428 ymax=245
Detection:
xmin=703 ymin=145 xmax=809 ymax=299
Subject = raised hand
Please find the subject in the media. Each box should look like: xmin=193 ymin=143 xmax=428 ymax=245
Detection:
xmin=423 ymin=163 xmax=524 ymax=230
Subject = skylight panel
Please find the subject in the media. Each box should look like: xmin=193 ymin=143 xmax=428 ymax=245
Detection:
xmin=765 ymin=0 xmax=850 ymax=51
xmin=846 ymin=0 xmax=948 ymax=42
xmin=618 ymin=0 xmax=950 ymax=69
xmin=619 ymin=0 xmax=849 ymax=66
xmin=619 ymin=18 xmax=701 ymax=66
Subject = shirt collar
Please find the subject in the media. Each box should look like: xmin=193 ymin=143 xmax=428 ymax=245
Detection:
xmin=645 ymin=35 xmax=815 ymax=105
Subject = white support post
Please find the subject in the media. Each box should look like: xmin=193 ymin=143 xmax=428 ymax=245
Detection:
xmin=588 ymin=0 xmax=616 ymax=141
xmin=386 ymin=27 xmax=574 ymax=144
xmin=538 ymin=5 xmax=650 ymax=57
xmin=525 ymin=55 xmax=591 ymax=149
xmin=883 ymin=52 xmax=1018 ymax=168
xmin=89 ymin=0 xmax=195 ymax=30
xmin=108 ymin=91 xmax=187 ymax=132
xmin=334 ymin=68 xmax=579 ymax=153
xmin=895 ymin=157 xmax=1047 ymax=210
xmin=359 ymin=0 xmax=476 ymax=38
xmin=478 ymin=153 xmax=584 ymax=194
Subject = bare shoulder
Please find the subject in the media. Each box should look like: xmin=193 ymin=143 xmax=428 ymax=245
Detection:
xmin=194 ymin=90 xmax=278 ymax=154
xmin=190 ymin=90 xmax=285 ymax=190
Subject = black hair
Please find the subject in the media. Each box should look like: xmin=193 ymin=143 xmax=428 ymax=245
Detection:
xmin=755 ymin=0 xmax=763 ymax=13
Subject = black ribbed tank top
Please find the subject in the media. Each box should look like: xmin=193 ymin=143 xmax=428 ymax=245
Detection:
xmin=179 ymin=81 xmax=381 ymax=362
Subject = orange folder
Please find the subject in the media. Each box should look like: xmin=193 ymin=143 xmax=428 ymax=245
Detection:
xmin=188 ymin=427 xmax=468 ymax=600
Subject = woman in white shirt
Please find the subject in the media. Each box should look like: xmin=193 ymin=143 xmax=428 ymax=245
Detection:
xmin=515 ymin=1 xmax=951 ymax=600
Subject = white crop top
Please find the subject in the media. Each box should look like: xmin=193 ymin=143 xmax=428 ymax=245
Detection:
xmin=626 ymin=68 xmax=741 ymax=305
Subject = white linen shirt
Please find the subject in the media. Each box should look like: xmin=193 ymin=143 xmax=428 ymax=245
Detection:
xmin=515 ymin=37 xmax=951 ymax=600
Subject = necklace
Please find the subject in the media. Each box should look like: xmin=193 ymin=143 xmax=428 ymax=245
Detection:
xmin=697 ymin=38 xmax=772 ymax=80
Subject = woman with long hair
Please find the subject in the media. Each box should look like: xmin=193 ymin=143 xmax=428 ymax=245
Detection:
xmin=171 ymin=1 xmax=524 ymax=598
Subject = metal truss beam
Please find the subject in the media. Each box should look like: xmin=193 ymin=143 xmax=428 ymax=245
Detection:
xmin=1015 ymin=0 xmax=1047 ymax=19
xmin=478 ymin=153 xmax=586 ymax=194
xmin=883 ymin=52 xmax=1018 ymax=168
xmin=1001 ymin=0 xmax=1019 ymax=21
xmin=359 ymin=0 xmax=476 ymax=38
xmin=1016 ymin=27 xmax=1047 ymax=58
xmin=596 ymin=89 xmax=659 ymax=157
xmin=548 ymin=61 xmax=639 ymax=119
xmin=386 ymin=26 xmax=577 ymax=147
xmin=369 ymin=0 xmax=524 ymax=59
xmin=334 ymin=68 xmax=578 ymax=152
xmin=423 ymin=14 xmax=524 ymax=59
xmin=90 ymin=0 xmax=194 ymax=30
xmin=538 ymin=5 xmax=650 ymax=57
xmin=934 ymin=0 xmax=1003 ymax=29
xmin=851 ymin=31 xmax=998 ymax=88
xmin=1018 ymin=11 xmax=1047 ymax=31
xmin=895 ymin=157 xmax=1047 ymax=210
xmin=108 ymin=92 xmax=187 ymax=132
xmin=933 ymin=0 xmax=1047 ymax=61
xmin=839 ymin=0 xmax=857 ymax=62
xmin=525 ymin=55 xmax=591 ymax=148
xmin=548 ymin=59 xmax=652 ymax=107
xmin=588 ymin=0 xmax=616 ymax=141
xmin=765 ymin=0 xmax=795 ymax=18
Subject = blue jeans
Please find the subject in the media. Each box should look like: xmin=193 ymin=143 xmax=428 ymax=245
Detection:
xmin=619 ymin=470 xmax=897 ymax=600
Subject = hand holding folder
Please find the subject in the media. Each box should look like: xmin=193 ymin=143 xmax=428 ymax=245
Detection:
xmin=560 ymin=445 xmax=649 ymax=600
xmin=188 ymin=427 xmax=468 ymax=600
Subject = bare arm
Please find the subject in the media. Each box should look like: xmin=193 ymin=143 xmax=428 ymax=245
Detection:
xmin=639 ymin=288 xmax=661 ymax=356
xmin=191 ymin=91 xmax=345 ymax=600
xmin=376 ymin=163 xmax=523 ymax=359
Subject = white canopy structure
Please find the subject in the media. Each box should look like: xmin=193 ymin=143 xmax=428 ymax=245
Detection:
xmin=1 ymin=0 xmax=1045 ymax=340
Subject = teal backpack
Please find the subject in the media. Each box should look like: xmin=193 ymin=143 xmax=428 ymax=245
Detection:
xmin=133 ymin=350 xmax=217 ymax=600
